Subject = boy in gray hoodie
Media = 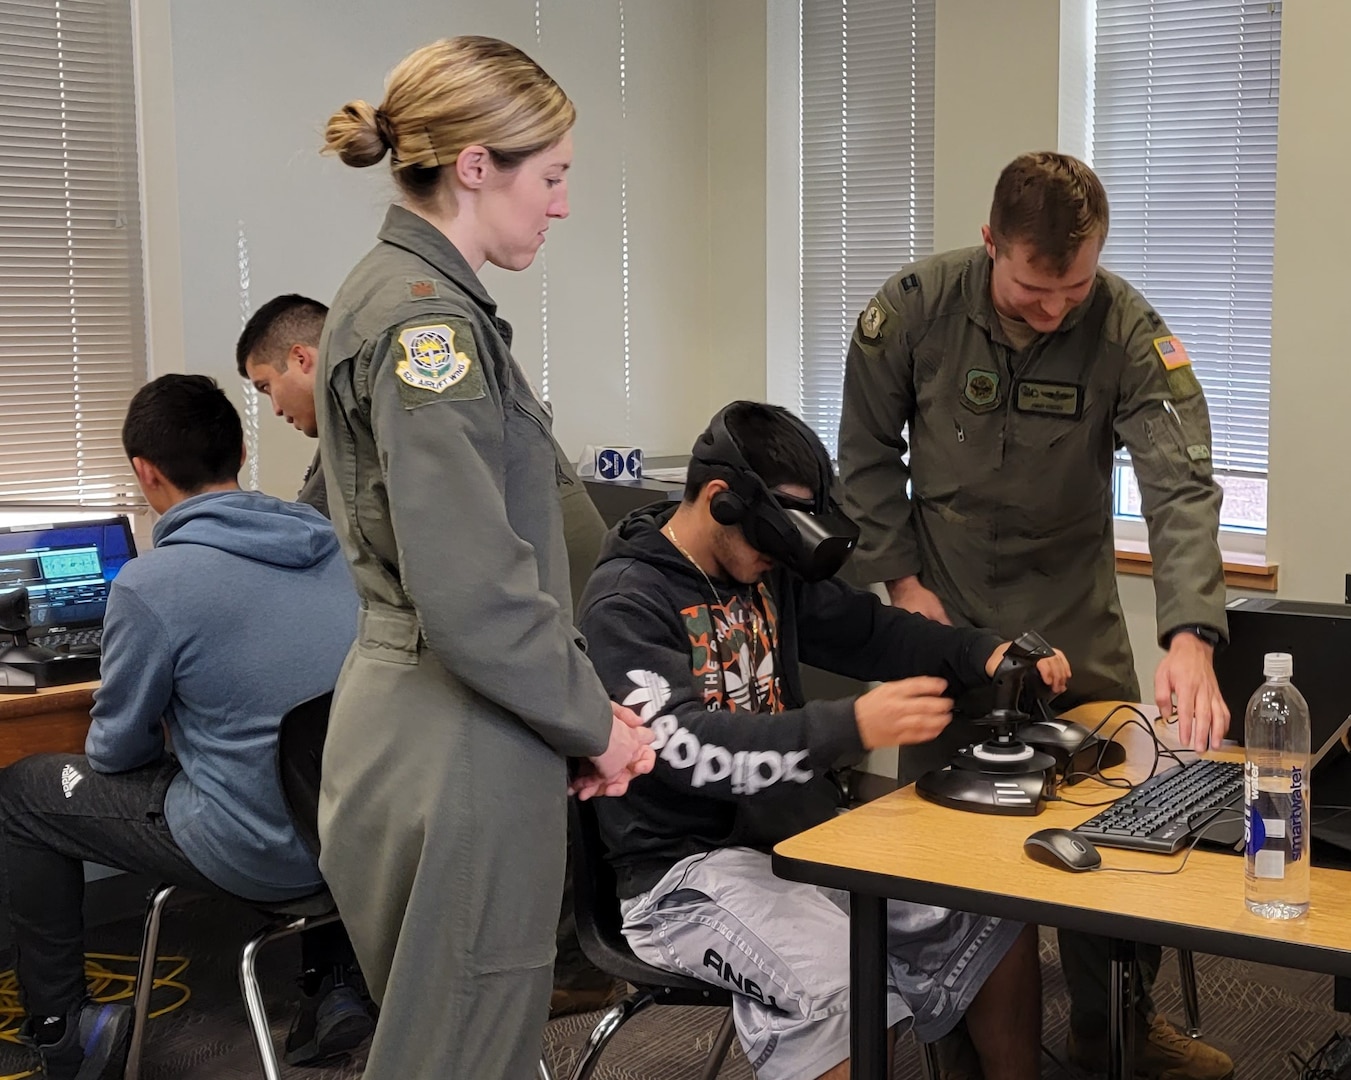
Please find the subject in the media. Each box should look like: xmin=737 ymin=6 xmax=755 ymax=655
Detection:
xmin=0 ymin=375 xmax=358 ymax=1080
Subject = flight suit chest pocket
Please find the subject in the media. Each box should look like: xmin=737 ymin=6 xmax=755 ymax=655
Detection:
xmin=507 ymin=390 xmax=563 ymax=485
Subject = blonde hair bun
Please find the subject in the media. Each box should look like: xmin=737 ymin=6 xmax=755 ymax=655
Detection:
xmin=323 ymin=99 xmax=389 ymax=169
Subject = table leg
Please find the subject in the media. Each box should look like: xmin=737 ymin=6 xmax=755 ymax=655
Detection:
xmin=1336 ymin=975 xmax=1351 ymax=1013
xmin=1107 ymin=938 xmax=1137 ymax=1080
xmin=850 ymin=892 xmax=888 ymax=1080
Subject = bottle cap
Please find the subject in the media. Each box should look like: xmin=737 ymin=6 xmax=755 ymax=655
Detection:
xmin=1264 ymin=652 xmax=1293 ymax=679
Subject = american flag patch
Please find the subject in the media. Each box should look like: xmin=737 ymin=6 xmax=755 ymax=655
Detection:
xmin=1153 ymin=335 xmax=1192 ymax=370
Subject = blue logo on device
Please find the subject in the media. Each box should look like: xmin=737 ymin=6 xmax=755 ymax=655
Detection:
xmin=598 ymin=449 xmax=625 ymax=480
xmin=626 ymin=449 xmax=644 ymax=479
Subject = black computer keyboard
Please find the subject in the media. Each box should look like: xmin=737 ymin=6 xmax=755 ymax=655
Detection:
xmin=35 ymin=627 xmax=103 ymax=652
xmin=1073 ymin=759 xmax=1244 ymax=854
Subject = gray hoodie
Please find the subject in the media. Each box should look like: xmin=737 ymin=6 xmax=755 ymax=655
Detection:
xmin=86 ymin=490 xmax=358 ymax=901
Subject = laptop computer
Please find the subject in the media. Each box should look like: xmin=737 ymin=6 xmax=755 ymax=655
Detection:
xmin=0 ymin=516 xmax=138 ymax=654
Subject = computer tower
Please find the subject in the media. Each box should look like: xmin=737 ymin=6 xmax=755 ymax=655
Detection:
xmin=1215 ymin=597 xmax=1351 ymax=753
xmin=1215 ymin=596 xmax=1351 ymax=859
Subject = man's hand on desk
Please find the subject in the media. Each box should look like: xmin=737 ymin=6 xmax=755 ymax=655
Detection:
xmin=570 ymin=702 xmax=656 ymax=800
xmin=984 ymin=641 xmax=1073 ymax=694
xmin=1155 ymin=631 xmax=1230 ymax=753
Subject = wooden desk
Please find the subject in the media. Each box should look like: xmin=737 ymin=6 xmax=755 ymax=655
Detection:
xmin=773 ymin=703 xmax=1351 ymax=1080
xmin=0 ymin=681 xmax=96 ymax=766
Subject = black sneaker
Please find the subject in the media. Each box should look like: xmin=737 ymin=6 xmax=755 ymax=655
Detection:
xmin=35 ymin=1001 xmax=132 ymax=1080
xmin=284 ymin=973 xmax=375 ymax=1066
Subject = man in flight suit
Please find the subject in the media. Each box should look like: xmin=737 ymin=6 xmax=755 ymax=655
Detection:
xmin=837 ymin=152 xmax=1233 ymax=1079
xmin=238 ymin=293 xmax=623 ymax=1018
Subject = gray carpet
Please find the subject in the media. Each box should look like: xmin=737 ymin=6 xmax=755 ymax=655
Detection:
xmin=0 ymin=895 xmax=1341 ymax=1078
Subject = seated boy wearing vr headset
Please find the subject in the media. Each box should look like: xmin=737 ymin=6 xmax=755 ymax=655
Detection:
xmin=577 ymin=401 xmax=1067 ymax=1080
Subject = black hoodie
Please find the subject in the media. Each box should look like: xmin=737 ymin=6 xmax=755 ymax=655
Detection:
xmin=578 ymin=502 xmax=1003 ymax=899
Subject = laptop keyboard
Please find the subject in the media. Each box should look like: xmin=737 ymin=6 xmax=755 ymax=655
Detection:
xmin=35 ymin=627 xmax=103 ymax=652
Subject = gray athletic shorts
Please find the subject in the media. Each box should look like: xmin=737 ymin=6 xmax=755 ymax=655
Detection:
xmin=621 ymin=847 xmax=1022 ymax=1080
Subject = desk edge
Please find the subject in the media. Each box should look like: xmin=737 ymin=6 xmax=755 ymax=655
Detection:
xmin=771 ymin=850 xmax=1351 ymax=979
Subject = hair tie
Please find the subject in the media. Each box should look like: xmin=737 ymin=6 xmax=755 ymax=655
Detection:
xmin=373 ymin=108 xmax=398 ymax=151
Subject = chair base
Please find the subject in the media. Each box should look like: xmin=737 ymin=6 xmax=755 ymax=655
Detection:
xmin=123 ymin=883 xmax=341 ymax=1080
xmin=568 ymin=991 xmax=735 ymax=1080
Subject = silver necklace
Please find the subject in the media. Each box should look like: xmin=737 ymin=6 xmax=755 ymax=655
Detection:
xmin=664 ymin=522 xmax=763 ymax=644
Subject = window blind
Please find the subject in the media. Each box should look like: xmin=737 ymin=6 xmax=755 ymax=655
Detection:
xmin=800 ymin=0 xmax=935 ymax=457
xmin=0 ymin=0 xmax=146 ymax=509
xmin=1092 ymin=0 xmax=1280 ymax=479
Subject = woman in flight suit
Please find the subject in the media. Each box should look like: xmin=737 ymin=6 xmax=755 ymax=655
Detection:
xmin=316 ymin=36 xmax=652 ymax=1080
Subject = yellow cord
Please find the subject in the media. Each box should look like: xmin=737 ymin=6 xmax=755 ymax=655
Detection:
xmin=0 ymin=952 xmax=191 ymax=1080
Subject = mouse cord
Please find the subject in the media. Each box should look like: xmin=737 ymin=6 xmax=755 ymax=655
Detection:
xmin=1092 ymin=809 xmax=1245 ymax=876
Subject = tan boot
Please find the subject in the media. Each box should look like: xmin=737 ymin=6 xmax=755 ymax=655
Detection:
xmin=548 ymin=980 xmax=628 ymax=1019
xmin=1067 ymin=1016 xmax=1234 ymax=1080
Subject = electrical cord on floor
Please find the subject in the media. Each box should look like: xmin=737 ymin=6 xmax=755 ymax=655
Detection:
xmin=0 ymin=952 xmax=192 ymax=1080
xmin=1289 ymin=1029 xmax=1351 ymax=1079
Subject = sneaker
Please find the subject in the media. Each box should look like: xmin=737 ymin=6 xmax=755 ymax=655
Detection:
xmin=283 ymin=973 xmax=376 ymax=1066
xmin=1067 ymin=1015 xmax=1234 ymax=1080
xmin=34 ymin=1001 xmax=132 ymax=1080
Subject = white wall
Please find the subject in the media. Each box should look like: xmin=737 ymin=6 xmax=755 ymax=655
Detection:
xmin=1265 ymin=1 xmax=1351 ymax=606
xmin=143 ymin=0 xmax=735 ymax=499
xmin=933 ymin=0 xmax=1061 ymax=252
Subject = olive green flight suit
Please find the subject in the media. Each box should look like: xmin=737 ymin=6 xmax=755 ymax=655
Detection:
xmin=838 ymin=247 xmax=1228 ymax=1033
xmin=315 ymin=205 xmax=612 ymax=1080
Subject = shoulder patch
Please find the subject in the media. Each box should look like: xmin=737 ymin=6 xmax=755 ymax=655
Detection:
xmin=389 ymin=320 xmax=487 ymax=409
xmin=1153 ymin=335 xmax=1191 ymax=370
xmin=860 ymin=300 xmax=886 ymax=341
xmin=1166 ymin=365 xmax=1203 ymax=402
xmin=900 ymin=273 xmax=920 ymax=293
xmin=406 ymin=278 xmax=440 ymax=300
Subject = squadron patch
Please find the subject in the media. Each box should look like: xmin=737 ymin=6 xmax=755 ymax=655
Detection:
xmin=860 ymin=300 xmax=886 ymax=341
xmin=1153 ymin=335 xmax=1192 ymax=370
xmin=391 ymin=320 xmax=486 ymax=408
xmin=961 ymin=368 xmax=1001 ymax=414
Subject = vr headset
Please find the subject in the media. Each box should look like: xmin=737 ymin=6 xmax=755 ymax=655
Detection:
xmin=690 ymin=403 xmax=860 ymax=582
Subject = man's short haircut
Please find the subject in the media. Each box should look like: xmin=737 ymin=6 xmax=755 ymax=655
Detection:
xmin=684 ymin=401 xmax=824 ymax=503
xmin=235 ymin=293 xmax=328 ymax=377
xmin=123 ymin=375 xmax=243 ymax=493
xmin=988 ymin=152 xmax=1109 ymax=274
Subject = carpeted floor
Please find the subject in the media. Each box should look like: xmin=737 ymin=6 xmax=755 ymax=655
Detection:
xmin=0 ymin=893 xmax=1342 ymax=1078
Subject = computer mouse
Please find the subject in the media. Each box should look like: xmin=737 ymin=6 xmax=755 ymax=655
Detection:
xmin=1023 ymin=828 xmax=1102 ymax=872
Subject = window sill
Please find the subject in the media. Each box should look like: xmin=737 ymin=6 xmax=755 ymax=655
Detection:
xmin=1114 ymin=540 xmax=1278 ymax=592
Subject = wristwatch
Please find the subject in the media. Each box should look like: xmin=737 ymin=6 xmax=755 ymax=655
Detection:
xmin=1166 ymin=624 xmax=1223 ymax=649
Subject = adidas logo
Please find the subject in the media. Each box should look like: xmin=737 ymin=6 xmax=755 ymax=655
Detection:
xmin=60 ymin=763 xmax=84 ymax=799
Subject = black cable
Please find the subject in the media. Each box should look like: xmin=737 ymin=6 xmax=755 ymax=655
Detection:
xmin=1053 ymin=709 xmax=1189 ymax=806
xmin=1091 ymin=810 xmax=1245 ymax=877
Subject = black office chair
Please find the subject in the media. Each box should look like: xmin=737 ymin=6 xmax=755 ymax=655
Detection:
xmin=564 ymin=797 xmax=737 ymax=1080
xmin=123 ymin=692 xmax=343 ymax=1080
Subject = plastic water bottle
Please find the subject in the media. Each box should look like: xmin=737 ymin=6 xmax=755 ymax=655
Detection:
xmin=1244 ymin=652 xmax=1311 ymax=919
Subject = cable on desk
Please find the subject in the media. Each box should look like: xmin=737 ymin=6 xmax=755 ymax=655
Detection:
xmin=1091 ymin=810 xmax=1245 ymax=877
xmin=0 ymin=952 xmax=192 ymax=1080
xmin=1054 ymin=706 xmax=1192 ymax=807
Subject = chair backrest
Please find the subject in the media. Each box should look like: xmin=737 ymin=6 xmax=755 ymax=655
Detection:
xmin=569 ymin=795 xmax=627 ymax=952
xmin=276 ymin=691 xmax=334 ymax=860
xmin=569 ymin=796 xmax=730 ymax=1002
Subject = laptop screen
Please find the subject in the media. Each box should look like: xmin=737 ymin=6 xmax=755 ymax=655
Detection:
xmin=0 ymin=517 xmax=138 ymax=633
